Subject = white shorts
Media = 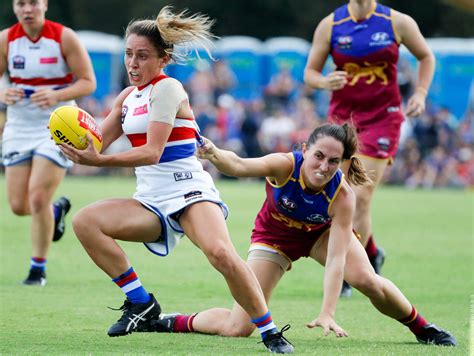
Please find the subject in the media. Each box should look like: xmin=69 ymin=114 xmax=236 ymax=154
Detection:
xmin=2 ymin=99 xmax=74 ymax=168
xmin=135 ymin=186 xmax=228 ymax=257
xmin=2 ymin=130 xmax=72 ymax=168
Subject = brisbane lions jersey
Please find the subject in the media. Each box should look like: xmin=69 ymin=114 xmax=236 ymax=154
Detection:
xmin=328 ymin=3 xmax=402 ymax=126
xmin=253 ymin=151 xmax=343 ymax=237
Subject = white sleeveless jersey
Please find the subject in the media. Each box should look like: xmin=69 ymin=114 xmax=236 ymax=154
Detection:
xmin=121 ymin=75 xmax=206 ymax=198
xmin=122 ymin=75 xmax=228 ymax=256
xmin=4 ymin=20 xmax=75 ymax=145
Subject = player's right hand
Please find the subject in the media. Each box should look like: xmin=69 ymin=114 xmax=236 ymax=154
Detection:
xmin=325 ymin=71 xmax=348 ymax=91
xmin=0 ymin=88 xmax=24 ymax=105
xmin=307 ymin=314 xmax=349 ymax=337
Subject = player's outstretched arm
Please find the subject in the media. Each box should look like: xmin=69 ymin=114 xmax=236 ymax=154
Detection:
xmin=197 ymin=137 xmax=293 ymax=180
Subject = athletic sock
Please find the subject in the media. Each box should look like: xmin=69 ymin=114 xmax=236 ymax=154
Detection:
xmin=397 ymin=306 xmax=428 ymax=335
xmin=365 ymin=235 xmax=378 ymax=258
xmin=30 ymin=257 xmax=46 ymax=272
xmin=112 ymin=267 xmax=151 ymax=304
xmin=173 ymin=314 xmax=198 ymax=332
xmin=252 ymin=311 xmax=278 ymax=340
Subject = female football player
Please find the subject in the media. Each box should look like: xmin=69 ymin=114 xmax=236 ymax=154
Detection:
xmin=59 ymin=6 xmax=293 ymax=354
xmin=0 ymin=0 xmax=96 ymax=286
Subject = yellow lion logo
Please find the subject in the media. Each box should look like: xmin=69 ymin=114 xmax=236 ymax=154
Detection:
xmin=343 ymin=61 xmax=388 ymax=86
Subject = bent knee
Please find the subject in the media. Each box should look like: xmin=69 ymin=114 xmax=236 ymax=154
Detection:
xmin=351 ymin=272 xmax=383 ymax=297
xmin=10 ymin=200 xmax=29 ymax=216
xmin=72 ymin=208 xmax=98 ymax=240
xmin=205 ymin=245 xmax=239 ymax=271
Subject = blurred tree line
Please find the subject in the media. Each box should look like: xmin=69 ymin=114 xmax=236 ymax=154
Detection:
xmin=1 ymin=0 xmax=473 ymax=40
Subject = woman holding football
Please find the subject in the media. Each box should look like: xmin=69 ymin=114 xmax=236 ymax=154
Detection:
xmin=303 ymin=0 xmax=435 ymax=297
xmin=0 ymin=0 xmax=96 ymax=286
xmin=59 ymin=6 xmax=293 ymax=354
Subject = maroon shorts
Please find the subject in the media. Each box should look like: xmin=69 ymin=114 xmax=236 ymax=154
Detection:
xmin=250 ymin=225 xmax=330 ymax=262
xmin=329 ymin=112 xmax=403 ymax=159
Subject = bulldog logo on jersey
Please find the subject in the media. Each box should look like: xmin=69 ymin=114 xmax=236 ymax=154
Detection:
xmin=13 ymin=55 xmax=25 ymax=69
xmin=337 ymin=36 xmax=352 ymax=50
xmin=121 ymin=105 xmax=128 ymax=123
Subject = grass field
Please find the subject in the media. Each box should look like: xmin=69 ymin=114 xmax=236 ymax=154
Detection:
xmin=0 ymin=175 xmax=472 ymax=355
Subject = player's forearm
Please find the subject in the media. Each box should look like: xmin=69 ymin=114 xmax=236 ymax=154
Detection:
xmin=320 ymin=256 xmax=345 ymax=317
xmin=98 ymin=145 xmax=164 ymax=167
xmin=56 ymin=78 xmax=96 ymax=102
xmin=208 ymin=148 xmax=243 ymax=177
xmin=304 ymin=69 xmax=328 ymax=90
xmin=416 ymin=53 xmax=435 ymax=94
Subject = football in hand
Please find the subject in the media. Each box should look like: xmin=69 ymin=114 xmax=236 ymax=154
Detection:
xmin=49 ymin=105 xmax=103 ymax=151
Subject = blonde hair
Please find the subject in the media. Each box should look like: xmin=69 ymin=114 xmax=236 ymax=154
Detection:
xmin=125 ymin=6 xmax=216 ymax=62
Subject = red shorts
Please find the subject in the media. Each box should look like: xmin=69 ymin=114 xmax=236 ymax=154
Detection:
xmin=329 ymin=112 xmax=403 ymax=159
xmin=250 ymin=224 xmax=330 ymax=262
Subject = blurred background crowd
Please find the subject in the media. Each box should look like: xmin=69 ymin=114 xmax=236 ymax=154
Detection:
xmin=73 ymin=54 xmax=473 ymax=189
xmin=1 ymin=0 xmax=473 ymax=189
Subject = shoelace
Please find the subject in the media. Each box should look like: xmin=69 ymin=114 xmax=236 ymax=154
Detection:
xmin=259 ymin=324 xmax=293 ymax=346
xmin=108 ymin=300 xmax=132 ymax=321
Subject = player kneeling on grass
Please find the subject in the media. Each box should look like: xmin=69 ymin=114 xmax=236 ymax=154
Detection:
xmin=58 ymin=6 xmax=293 ymax=354
xmin=142 ymin=123 xmax=456 ymax=347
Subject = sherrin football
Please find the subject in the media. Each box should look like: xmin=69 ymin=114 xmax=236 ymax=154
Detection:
xmin=49 ymin=105 xmax=103 ymax=151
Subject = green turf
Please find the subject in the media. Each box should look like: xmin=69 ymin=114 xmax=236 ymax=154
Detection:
xmin=0 ymin=175 xmax=471 ymax=355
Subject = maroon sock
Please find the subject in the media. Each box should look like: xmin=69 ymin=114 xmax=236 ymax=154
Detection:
xmin=365 ymin=235 xmax=378 ymax=258
xmin=173 ymin=313 xmax=197 ymax=333
xmin=397 ymin=306 xmax=428 ymax=335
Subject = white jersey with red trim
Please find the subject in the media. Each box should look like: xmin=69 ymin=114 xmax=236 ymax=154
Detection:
xmin=4 ymin=20 xmax=75 ymax=148
xmin=121 ymin=76 xmax=228 ymax=256
xmin=122 ymin=76 xmax=207 ymax=197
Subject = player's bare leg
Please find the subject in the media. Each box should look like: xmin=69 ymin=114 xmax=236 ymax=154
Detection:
xmin=311 ymin=232 xmax=456 ymax=346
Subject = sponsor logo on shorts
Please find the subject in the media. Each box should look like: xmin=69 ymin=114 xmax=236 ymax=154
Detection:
xmin=387 ymin=106 xmax=400 ymax=113
xmin=174 ymin=171 xmax=193 ymax=181
xmin=377 ymin=137 xmax=390 ymax=152
xmin=13 ymin=55 xmax=25 ymax=69
xmin=3 ymin=151 xmax=20 ymax=160
xmin=307 ymin=214 xmax=327 ymax=224
xmin=278 ymin=196 xmax=297 ymax=212
xmin=121 ymin=105 xmax=128 ymax=123
xmin=184 ymin=190 xmax=202 ymax=202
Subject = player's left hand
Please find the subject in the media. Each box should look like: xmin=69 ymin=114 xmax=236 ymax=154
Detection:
xmin=59 ymin=134 xmax=101 ymax=166
xmin=196 ymin=137 xmax=217 ymax=160
xmin=307 ymin=314 xmax=348 ymax=337
xmin=405 ymin=91 xmax=426 ymax=117
xmin=30 ymin=88 xmax=60 ymax=109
